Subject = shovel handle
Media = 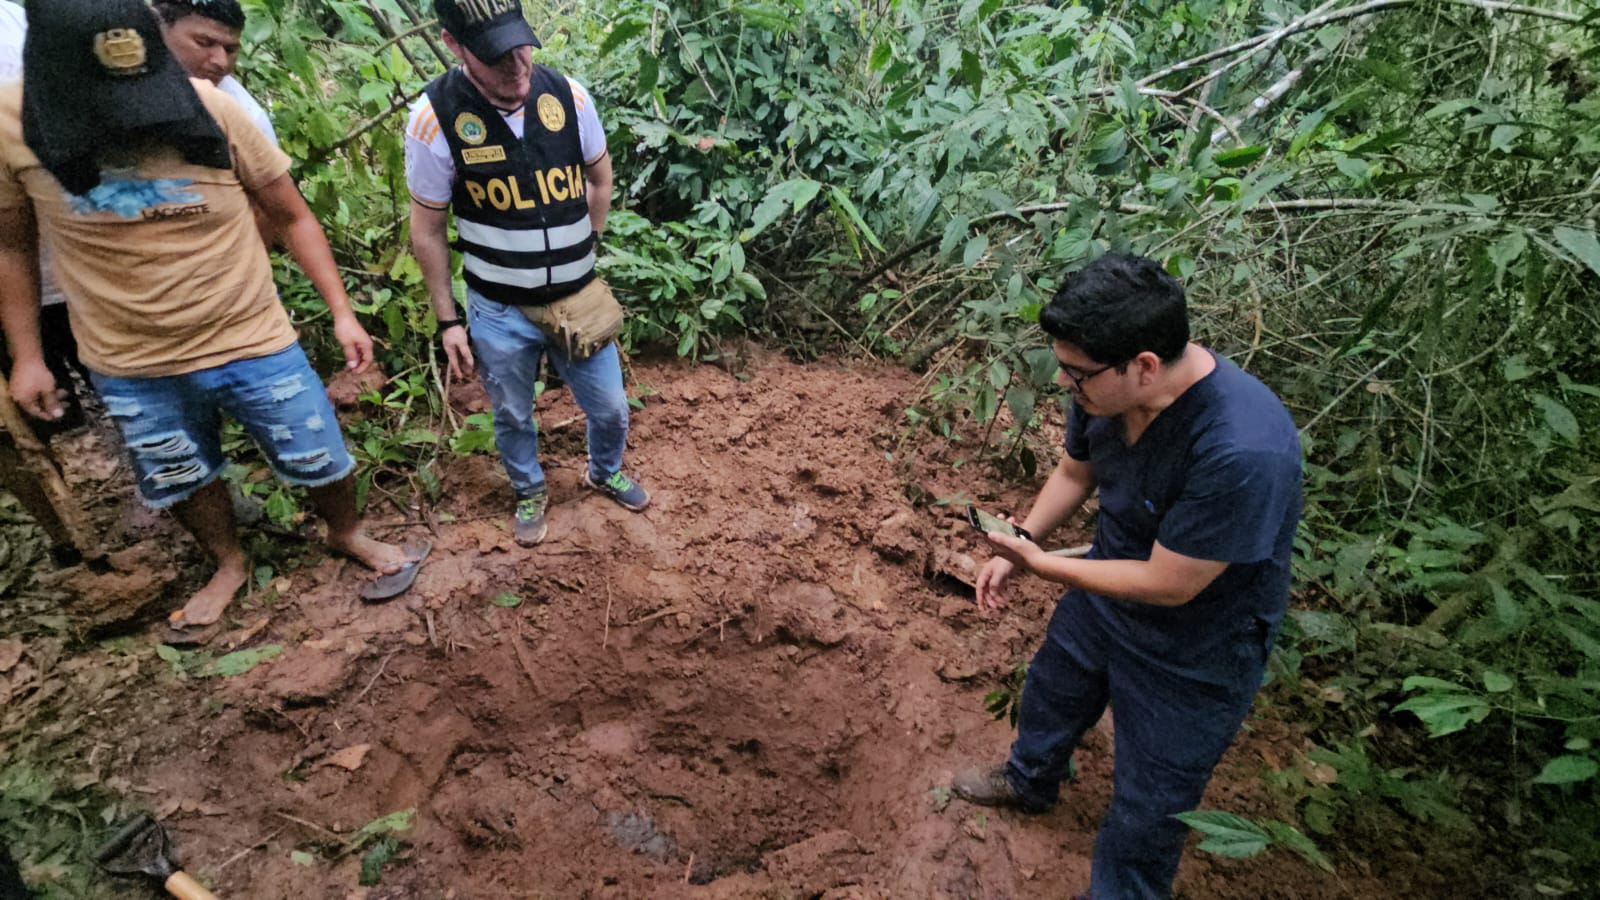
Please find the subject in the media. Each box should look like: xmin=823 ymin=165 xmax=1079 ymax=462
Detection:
xmin=165 ymin=871 xmax=219 ymax=900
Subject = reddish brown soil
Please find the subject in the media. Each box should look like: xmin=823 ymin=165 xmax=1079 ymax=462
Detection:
xmin=4 ymin=350 xmax=1474 ymax=898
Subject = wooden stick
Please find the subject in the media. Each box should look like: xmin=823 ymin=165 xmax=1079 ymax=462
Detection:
xmin=215 ymin=826 xmax=287 ymax=872
xmin=356 ymin=650 xmax=400 ymax=703
xmin=0 ymin=371 xmax=93 ymax=551
xmin=602 ymin=574 xmax=614 ymax=649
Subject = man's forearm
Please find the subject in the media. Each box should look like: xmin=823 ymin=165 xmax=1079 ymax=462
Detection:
xmin=409 ymin=204 xmax=457 ymax=322
xmin=0 ymin=249 xmax=44 ymax=366
xmin=586 ymin=185 xmax=610 ymax=234
xmin=1025 ymin=557 xmax=1190 ymax=607
xmin=1021 ymin=458 xmax=1096 ymax=541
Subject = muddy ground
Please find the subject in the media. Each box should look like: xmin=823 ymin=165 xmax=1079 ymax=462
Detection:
xmin=2 ymin=349 xmax=1484 ymax=898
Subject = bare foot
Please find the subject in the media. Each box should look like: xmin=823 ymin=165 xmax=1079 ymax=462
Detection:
xmin=327 ymin=531 xmax=412 ymax=575
xmin=169 ymin=558 xmax=249 ymax=627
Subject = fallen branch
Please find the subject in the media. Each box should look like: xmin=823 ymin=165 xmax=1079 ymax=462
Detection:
xmin=1123 ymin=0 xmax=1583 ymax=96
xmin=0 ymin=371 xmax=93 ymax=551
xmin=624 ymin=606 xmax=688 ymax=627
xmin=215 ymin=826 xmax=287 ymax=873
xmin=356 ymin=649 xmax=400 ymax=703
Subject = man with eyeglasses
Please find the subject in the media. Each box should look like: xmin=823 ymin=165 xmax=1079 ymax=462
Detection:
xmin=953 ymin=252 xmax=1303 ymax=900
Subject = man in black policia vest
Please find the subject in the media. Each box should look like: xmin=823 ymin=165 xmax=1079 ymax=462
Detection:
xmin=407 ymin=0 xmax=648 ymax=546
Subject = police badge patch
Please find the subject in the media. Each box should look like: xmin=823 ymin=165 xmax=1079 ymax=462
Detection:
xmin=536 ymin=94 xmax=565 ymax=132
xmin=454 ymin=112 xmax=488 ymax=146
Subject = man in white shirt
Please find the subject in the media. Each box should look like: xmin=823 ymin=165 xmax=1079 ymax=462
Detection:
xmin=152 ymin=0 xmax=276 ymax=144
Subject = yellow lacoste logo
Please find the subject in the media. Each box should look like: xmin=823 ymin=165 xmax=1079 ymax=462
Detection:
xmin=462 ymin=145 xmax=507 ymax=165
xmin=536 ymin=94 xmax=565 ymax=132
xmin=455 ymin=112 xmax=487 ymax=146
xmin=93 ymin=30 xmax=147 ymax=76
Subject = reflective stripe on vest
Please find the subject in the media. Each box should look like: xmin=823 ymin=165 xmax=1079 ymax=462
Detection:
xmin=464 ymin=251 xmax=596 ymax=290
xmin=457 ymin=218 xmax=593 ymax=254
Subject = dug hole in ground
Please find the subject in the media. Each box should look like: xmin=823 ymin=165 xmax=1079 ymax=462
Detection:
xmin=3 ymin=348 xmax=1458 ymax=898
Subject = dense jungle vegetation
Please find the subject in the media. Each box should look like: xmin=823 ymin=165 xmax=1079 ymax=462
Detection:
xmin=5 ymin=0 xmax=1599 ymax=892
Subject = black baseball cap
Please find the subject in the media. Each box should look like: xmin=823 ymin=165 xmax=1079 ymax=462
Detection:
xmin=434 ymin=0 xmax=539 ymax=62
xmin=23 ymin=0 xmax=228 ymax=193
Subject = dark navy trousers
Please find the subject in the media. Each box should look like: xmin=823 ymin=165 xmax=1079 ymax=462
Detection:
xmin=1005 ymin=591 xmax=1272 ymax=899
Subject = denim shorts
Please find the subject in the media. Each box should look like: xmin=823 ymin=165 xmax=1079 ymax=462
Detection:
xmin=91 ymin=344 xmax=355 ymax=509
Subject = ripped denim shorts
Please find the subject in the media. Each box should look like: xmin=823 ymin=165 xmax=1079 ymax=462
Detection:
xmin=91 ymin=344 xmax=355 ymax=509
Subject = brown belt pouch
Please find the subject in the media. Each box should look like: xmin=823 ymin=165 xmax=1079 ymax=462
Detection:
xmin=516 ymin=278 xmax=625 ymax=359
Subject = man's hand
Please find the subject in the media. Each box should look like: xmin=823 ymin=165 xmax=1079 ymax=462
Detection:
xmin=9 ymin=358 xmax=63 ymax=421
xmin=440 ymin=325 xmax=473 ymax=380
xmin=975 ymin=556 xmax=1016 ymax=611
xmin=332 ymin=314 xmax=374 ymax=373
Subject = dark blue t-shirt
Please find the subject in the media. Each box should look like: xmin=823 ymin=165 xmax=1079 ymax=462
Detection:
xmin=1065 ymin=351 xmax=1302 ymax=669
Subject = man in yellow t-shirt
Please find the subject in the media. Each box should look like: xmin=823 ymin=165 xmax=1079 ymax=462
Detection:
xmin=0 ymin=0 xmax=424 ymax=629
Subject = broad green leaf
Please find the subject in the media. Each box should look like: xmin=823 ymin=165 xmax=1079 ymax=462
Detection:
xmin=637 ymin=52 xmax=659 ymax=94
xmin=291 ymin=851 xmax=315 ymax=866
xmin=1482 ymin=670 xmax=1513 ymax=693
xmin=732 ymin=271 xmax=766 ymax=300
xmin=1213 ymin=145 xmax=1268 ymax=168
xmin=960 ymin=49 xmax=983 ymax=98
xmin=1173 ymin=811 xmax=1269 ymax=859
xmin=491 ymin=591 xmax=522 ymax=608
xmin=599 ymin=19 xmax=648 ymax=57
xmin=1401 ymin=675 xmax=1468 ymax=693
xmin=1489 ymin=124 xmax=1522 ymax=152
xmin=1237 ymin=171 xmax=1293 ymax=210
xmin=1261 ymin=820 xmax=1334 ymax=872
xmin=1393 ymin=692 xmax=1491 ymax=737
xmin=356 ymin=809 xmax=415 ymax=839
xmin=1531 ymin=393 xmax=1580 ymax=443
xmin=868 ymin=43 xmax=892 ymax=72
xmin=742 ymin=179 xmax=822 ymax=241
xmin=156 ymin=644 xmax=182 ymax=663
xmin=213 ymin=645 xmax=283 ymax=677
xmin=1556 ymin=622 xmax=1600 ymax=660
xmin=1552 ymin=226 xmax=1600 ymax=277
xmin=962 ymin=234 xmax=989 ymax=268
xmin=1005 ymin=386 xmax=1036 ymax=426
xmin=1533 ymin=755 xmax=1598 ymax=785
xmin=940 ymin=216 xmax=971 ymax=261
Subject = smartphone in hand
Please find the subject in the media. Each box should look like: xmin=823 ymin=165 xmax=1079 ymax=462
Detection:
xmin=967 ymin=505 xmax=1033 ymax=543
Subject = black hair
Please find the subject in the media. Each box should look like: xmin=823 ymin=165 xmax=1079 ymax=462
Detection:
xmin=152 ymin=1 xmax=246 ymax=30
xmin=1038 ymin=252 xmax=1190 ymax=365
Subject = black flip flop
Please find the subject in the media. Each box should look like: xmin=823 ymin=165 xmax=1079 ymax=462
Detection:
xmin=359 ymin=541 xmax=432 ymax=603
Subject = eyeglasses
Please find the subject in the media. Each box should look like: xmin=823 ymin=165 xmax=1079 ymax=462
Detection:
xmin=1058 ymin=361 xmax=1115 ymax=392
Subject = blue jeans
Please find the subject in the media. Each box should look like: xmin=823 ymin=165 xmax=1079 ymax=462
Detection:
xmin=90 ymin=344 xmax=354 ymax=509
xmin=1006 ymin=593 xmax=1271 ymax=899
xmin=466 ymin=289 xmax=629 ymax=498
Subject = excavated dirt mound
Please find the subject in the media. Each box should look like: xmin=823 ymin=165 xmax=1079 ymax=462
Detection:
xmin=4 ymin=350 xmax=1475 ymax=898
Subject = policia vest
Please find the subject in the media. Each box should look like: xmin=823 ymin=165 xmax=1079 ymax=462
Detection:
xmin=425 ymin=65 xmax=595 ymax=306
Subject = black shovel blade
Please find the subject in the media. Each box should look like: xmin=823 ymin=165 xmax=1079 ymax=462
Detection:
xmin=96 ymin=814 xmax=176 ymax=879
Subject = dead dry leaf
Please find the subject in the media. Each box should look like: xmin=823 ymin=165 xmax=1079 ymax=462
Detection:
xmin=324 ymin=743 xmax=372 ymax=771
xmin=0 ymin=639 xmax=23 ymax=672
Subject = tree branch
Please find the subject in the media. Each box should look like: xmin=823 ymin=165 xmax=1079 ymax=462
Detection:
xmin=1119 ymin=0 xmax=1584 ymax=97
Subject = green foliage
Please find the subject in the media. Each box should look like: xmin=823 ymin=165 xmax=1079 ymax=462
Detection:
xmin=983 ymin=661 xmax=1029 ymax=727
xmin=1174 ymin=810 xmax=1333 ymax=873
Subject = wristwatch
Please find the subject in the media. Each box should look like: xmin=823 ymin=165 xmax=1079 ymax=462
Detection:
xmin=436 ymin=318 xmax=465 ymax=331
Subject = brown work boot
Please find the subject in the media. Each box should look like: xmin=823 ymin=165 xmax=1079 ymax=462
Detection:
xmin=951 ymin=763 xmax=1052 ymax=813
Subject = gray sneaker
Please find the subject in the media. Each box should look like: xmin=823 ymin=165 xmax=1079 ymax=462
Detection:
xmin=581 ymin=467 xmax=650 ymax=511
xmin=513 ymin=491 xmax=548 ymax=546
xmin=951 ymin=763 xmax=1052 ymax=814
